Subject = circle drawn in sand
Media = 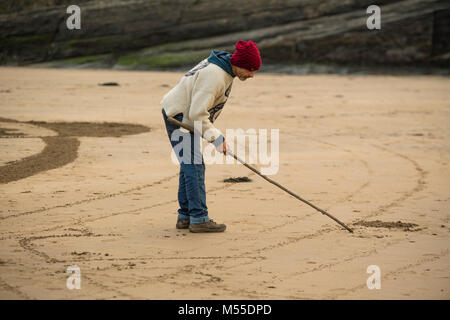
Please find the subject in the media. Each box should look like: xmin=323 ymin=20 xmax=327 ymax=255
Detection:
xmin=0 ymin=117 xmax=150 ymax=184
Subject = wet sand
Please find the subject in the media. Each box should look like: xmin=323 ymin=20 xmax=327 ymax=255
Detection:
xmin=0 ymin=66 xmax=449 ymax=299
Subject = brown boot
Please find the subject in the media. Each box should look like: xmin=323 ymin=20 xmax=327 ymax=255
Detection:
xmin=189 ymin=219 xmax=226 ymax=233
xmin=176 ymin=219 xmax=190 ymax=229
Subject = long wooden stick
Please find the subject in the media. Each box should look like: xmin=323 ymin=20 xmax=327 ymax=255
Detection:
xmin=167 ymin=116 xmax=353 ymax=233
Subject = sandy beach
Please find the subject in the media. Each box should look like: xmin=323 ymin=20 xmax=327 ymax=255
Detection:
xmin=0 ymin=66 xmax=449 ymax=299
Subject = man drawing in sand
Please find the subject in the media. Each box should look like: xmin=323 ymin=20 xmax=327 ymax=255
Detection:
xmin=161 ymin=40 xmax=262 ymax=233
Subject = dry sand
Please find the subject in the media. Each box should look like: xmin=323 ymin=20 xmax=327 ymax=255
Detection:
xmin=0 ymin=66 xmax=449 ymax=299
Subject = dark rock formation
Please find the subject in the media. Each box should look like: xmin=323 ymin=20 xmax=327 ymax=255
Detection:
xmin=1 ymin=0 xmax=449 ymax=69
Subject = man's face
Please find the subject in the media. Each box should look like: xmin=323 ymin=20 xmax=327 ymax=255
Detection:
xmin=232 ymin=65 xmax=256 ymax=81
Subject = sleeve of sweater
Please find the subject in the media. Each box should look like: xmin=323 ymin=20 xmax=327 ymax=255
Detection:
xmin=188 ymin=68 xmax=224 ymax=145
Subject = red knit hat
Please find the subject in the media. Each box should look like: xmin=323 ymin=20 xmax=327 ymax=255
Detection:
xmin=230 ymin=40 xmax=262 ymax=71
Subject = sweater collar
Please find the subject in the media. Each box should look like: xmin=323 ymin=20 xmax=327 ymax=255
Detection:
xmin=207 ymin=50 xmax=235 ymax=78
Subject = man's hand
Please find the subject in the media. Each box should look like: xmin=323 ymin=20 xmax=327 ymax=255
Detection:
xmin=216 ymin=140 xmax=230 ymax=155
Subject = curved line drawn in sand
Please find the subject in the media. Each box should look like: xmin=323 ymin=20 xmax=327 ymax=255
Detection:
xmin=11 ymin=175 xmax=256 ymax=244
xmin=3 ymin=132 xmax=430 ymax=299
xmin=6 ymin=167 xmax=256 ymax=285
xmin=229 ymin=143 xmax=431 ymax=297
xmin=269 ymin=142 xmax=423 ymax=242
xmin=68 ymin=172 xmax=256 ymax=225
xmin=256 ymin=143 xmax=429 ymax=294
xmin=129 ymin=257 xmax=267 ymax=299
xmin=0 ymin=173 xmax=178 ymax=221
xmin=0 ymin=117 xmax=151 ymax=184
xmin=0 ymin=277 xmax=31 ymax=300
xmin=259 ymin=136 xmax=373 ymax=234
xmin=156 ymin=239 xmax=407 ymax=299
xmin=18 ymin=227 xmax=111 ymax=264
xmin=277 ymin=237 xmax=406 ymax=292
xmin=361 ymin=143 xmax=427 ymax=220
xmin=8 ymin=171 xmax=255 ymax=244
xmin=16 ymin=217 xmax=264 ymax=299
xmin=4 ymin=171 xmax=255 ymax=272
xmin=82 ymin=274 xmax=137 ymax=299
xmin=215 ymin=141 xmax=428 ymax=279
xmin=291 ymin=142 xmax=427 ymax=231
xmin=8 ymin=172 xmax=257 ymax=298
xmin=16 ymin=230 xmax=140 ymax=298
xmin=182 ymin=137 xmax=376 ymax=276
xmin=0 ymin=136 xmax=80 ymax=185
xmin=325 ymin=248 xmax=450 ymax=299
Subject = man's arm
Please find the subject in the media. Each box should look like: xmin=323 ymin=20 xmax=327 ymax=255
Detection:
xmin=188 ymin=71 xmax=226 ymax=147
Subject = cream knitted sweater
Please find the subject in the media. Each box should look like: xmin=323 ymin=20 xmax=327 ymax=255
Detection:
xmin=161 ymin=58 xmax=234 ymax=144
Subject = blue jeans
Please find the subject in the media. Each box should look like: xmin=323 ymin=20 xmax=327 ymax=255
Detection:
xmin=162 ymin=108 xmax=210 ymax=224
